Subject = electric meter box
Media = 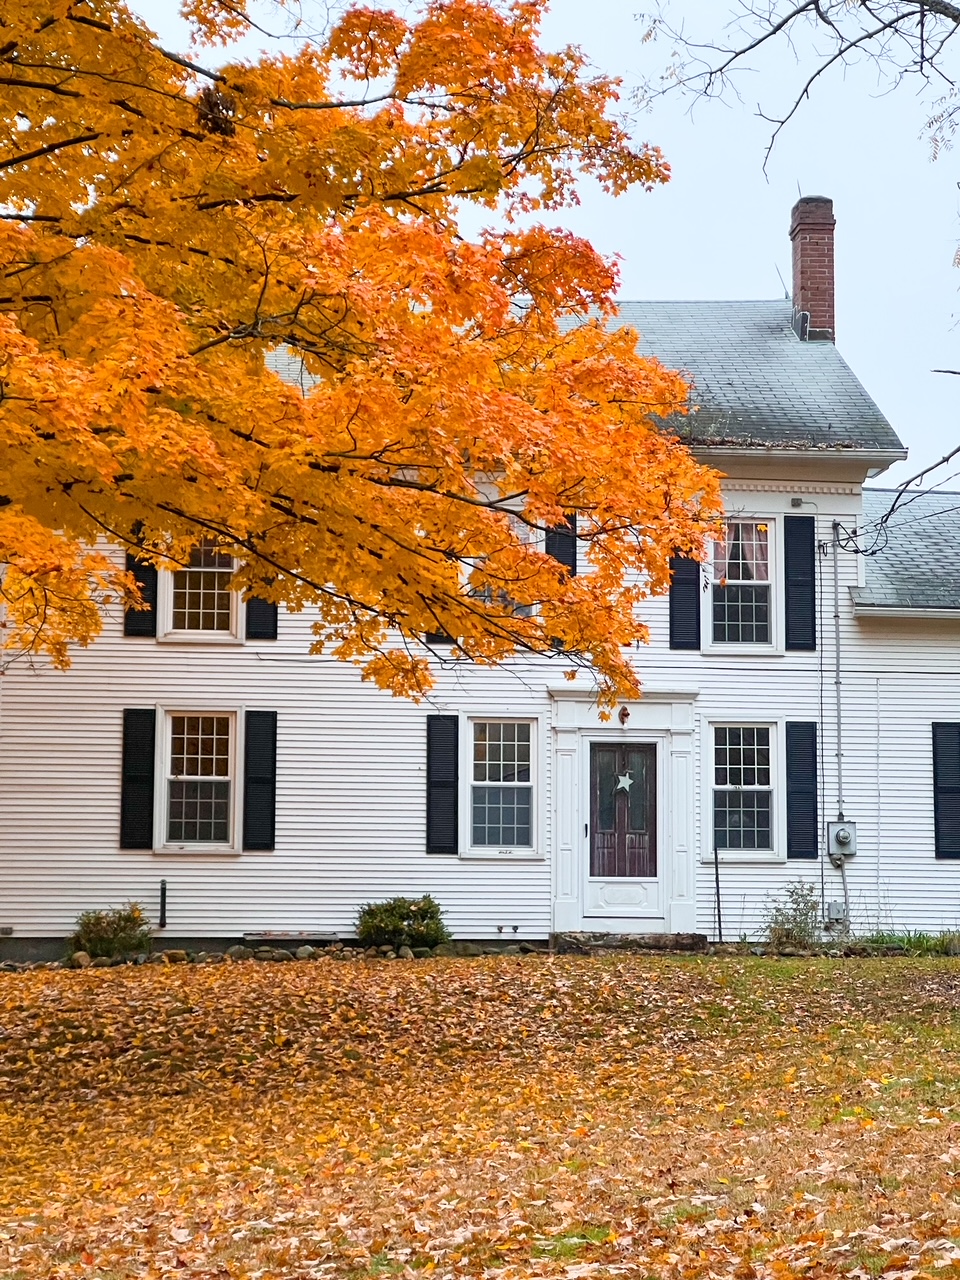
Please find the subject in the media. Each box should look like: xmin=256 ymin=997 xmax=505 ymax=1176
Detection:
xmin=827 ymin=821 xmax=857 ymax=859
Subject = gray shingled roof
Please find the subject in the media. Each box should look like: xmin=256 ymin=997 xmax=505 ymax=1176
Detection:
xmin=854 ymin=489 xmax=960 ymax=612
xmin=609 ymin=301 xmax=904 ymax=453
xmin=265 ymin=299 xmax=904 ymax=453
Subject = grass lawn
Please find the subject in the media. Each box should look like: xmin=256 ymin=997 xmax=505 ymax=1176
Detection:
xmin=3 ymin=956 xmax=960 ymax=1278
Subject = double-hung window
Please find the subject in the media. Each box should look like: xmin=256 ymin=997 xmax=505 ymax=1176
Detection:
xmin=126 ymin=543 xmax=277 ymax=642
xmin=713 ymin=726 xmax=773 ymax=852
xmin=471 ymin=721 xmax=533 ymax=848
xmin=712 ymin=521 xmax=771 ymax=644
xmin=121 ymin=707 xmax=278 ymax=853
xmin=169 ymin=543 xmax=236 ymax=635
xmin=166 ymin=713 xmax=234 ymax=846
xmin=467 ymin=517 xmax=537 ymax=619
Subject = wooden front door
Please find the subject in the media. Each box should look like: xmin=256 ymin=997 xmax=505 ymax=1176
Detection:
xmin=584 ymin=743 xmax=660 ymax=919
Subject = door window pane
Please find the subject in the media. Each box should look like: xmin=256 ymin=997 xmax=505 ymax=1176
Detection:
xmin=625 ymin=748 xmax=650 ymax=832
xmin=589 ymin=744 xmax=657 ymax=878
xmin=594 ymin=747 xmax=617 ymax=831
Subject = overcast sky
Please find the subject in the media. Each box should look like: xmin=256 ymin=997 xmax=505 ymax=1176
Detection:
xmin=134 ymin=0 xmax=960 ymax=490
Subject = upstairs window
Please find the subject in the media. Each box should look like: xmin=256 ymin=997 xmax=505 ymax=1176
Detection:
xmin=712 ymin=521 xmax=770 ymax=644
xmin=471 ymin=721 xmax=533 ymax=847
xmin=467 ymin=517 xmax=538 ymax=619
xmin=713 ymin=726 xmax=773 ymax=852
xmin=172 ymin=543 xmax=234 ymax=633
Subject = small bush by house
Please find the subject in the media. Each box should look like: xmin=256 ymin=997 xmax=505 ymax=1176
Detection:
xmin=357 ymin=895 xmax=450 ymax=951
xmin=67 ymin=903 xmax=153 ymax=959
xmin=763 ymin=881 xmax=822 ymax=951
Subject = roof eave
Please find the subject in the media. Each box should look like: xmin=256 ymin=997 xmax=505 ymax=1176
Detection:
xmin=691 ymin=445 xmax=907 ymax=478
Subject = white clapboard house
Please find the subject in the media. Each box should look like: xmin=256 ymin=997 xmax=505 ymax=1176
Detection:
xmin=4 ymin=195 xmax=960 ymax=955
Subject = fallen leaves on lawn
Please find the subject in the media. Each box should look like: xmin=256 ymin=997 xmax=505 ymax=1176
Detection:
xmin=3 ymin=956 xmax=960 ymax=1278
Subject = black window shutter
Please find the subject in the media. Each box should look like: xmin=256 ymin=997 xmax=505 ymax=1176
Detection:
xmin=245 ymin=596 xmax=278 ymax=640
xmin=243 ymin=710 xmax=278 ymax=851
xmin=786 ymin=721 xmax=818 ymax=859
xmin=933 ymin=723 xmax=960 ymax=857
xmin=784 ymin=516 xmax=816 ymax=651
xmin=427 ymin=715 xmax=458 ymax=854
xmin=545 ymin=516 xmax=578 ymax=576
xmin=668 ymin=555 xmax=701 ymax=650
xmin=123 ymin=554 xmax=158 ymax=637
xmin=121 ymin=708 xmax=156 ymax=849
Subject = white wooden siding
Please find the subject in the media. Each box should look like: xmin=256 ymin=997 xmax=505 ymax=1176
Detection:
xmin=4 ymin=476 xmax=960 ymax=940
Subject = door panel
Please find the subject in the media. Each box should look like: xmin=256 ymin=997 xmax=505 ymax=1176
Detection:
xmin=585 ymin=743 xmax=660 ymax=919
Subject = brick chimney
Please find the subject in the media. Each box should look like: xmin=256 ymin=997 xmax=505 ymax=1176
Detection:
xmin=790 ymin=195 xmax=835 ymax=342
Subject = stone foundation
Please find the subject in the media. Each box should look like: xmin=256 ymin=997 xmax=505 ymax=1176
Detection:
xmin=551 ymin=931 xmax=709 ymax=955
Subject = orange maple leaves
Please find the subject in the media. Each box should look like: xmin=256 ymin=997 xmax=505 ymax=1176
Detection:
xmin=1 ymin=957 xmax=959 ymax=1278
xmin=0 ymin=0 xmax=721 ymax=699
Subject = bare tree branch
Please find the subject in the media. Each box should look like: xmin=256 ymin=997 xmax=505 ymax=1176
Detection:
xmin=644 ymin=2 xmax=960 ymax=156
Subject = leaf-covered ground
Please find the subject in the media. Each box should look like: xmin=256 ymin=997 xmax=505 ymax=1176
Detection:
xmin=4 ymin=957 xmax=960 ymax=1279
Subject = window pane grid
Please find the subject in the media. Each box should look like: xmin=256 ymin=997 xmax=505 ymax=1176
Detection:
xmin=473 ymin=722 xmax=531 ymax=783
xmin=172 ymin=543 xmax=233 ymax=632
xmin=714 ymin=792 xmax=772 ymax=851
xmin=167 ymin=714 xmax=232 ymax=843
xmin=472 ymin=786 xmax=531 ymax=846
xmin=712 ymin=584 xmax=771 ymax=643
xmin=714 ymin=726 xmax=770 ymax=787
xmin=714 ymin=726 xmax=773 ymax=852
xmin=713 ymin=521 xmax=770 ymax=644
xmin=471 ymin=722 xmax=532 ymax=846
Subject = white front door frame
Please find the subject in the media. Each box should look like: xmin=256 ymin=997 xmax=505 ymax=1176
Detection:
xmin=549 ymin=686 xmax=699 ymax=935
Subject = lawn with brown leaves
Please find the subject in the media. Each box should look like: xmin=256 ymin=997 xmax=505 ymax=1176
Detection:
xmin=2 ymin=955 xmax=960 ymax=1279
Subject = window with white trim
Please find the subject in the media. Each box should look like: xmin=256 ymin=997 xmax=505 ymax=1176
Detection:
xmin=471 ymin=721 xmax=533 ymax=847
xmin=712 ymin=521 xmax=771 ymax=644
xmin=171 ymin=543 xmax=235 ymax=633
xmin=713 ymin=726 xmax=773 ymax=852
xmin=166 ymin=713 xmax=234 ymax=845
xmin=467 ymin=515 xmax=538 ymax=618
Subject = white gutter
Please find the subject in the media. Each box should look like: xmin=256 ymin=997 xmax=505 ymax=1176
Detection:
xmin=852 ymin=603 xmax=960 ymax=620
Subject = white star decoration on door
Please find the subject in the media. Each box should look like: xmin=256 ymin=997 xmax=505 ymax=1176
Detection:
xmin=616 ymin=772 xmax=634 ymax=792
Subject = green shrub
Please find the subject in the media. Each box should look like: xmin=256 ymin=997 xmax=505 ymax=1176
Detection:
xmin=356 ymin=895 xmax=450 ymax=950
xmin=67 ymin=902 xmax=153 ymax=958
xmin=763 ymin=881 xmax=822 ymax=950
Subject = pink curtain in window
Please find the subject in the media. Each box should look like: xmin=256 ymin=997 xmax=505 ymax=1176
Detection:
xmin=740 ymin=523 xmax=768 ymax=582
xmin=714 ymin=523 xmax=768 ymax=583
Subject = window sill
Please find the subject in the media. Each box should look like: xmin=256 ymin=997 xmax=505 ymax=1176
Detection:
xmin=702 ymin=851 xmax=786 ymax=865
xmin=157 ymin=632 xmax=245 ymax=645
xmin=702 ymin=646 xmax=785 ymax=658
xmin=459 ymin=850 xmax=545 ymax=862
xmin=154 ymin=845 xmax=242 ymax=856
